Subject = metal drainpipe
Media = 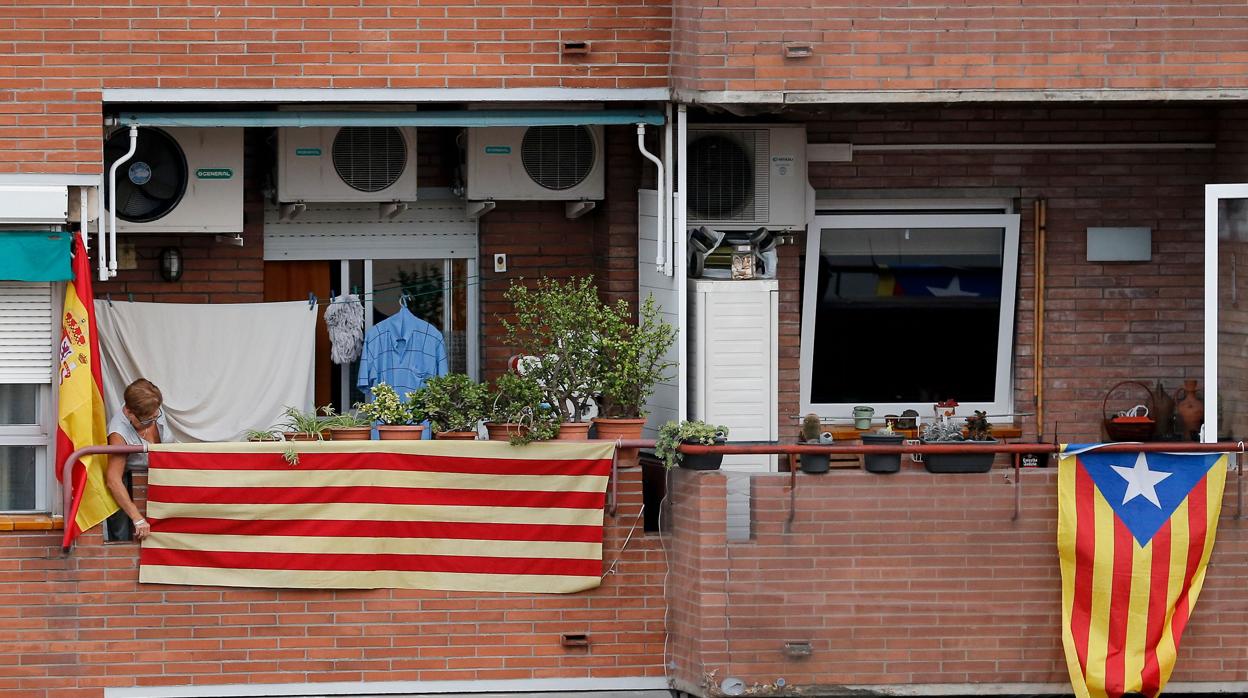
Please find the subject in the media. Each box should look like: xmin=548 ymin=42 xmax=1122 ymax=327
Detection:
xmin=636 ymin=124 xmax=665 ymax=273
xmin=106 ymin=125 xmax=139 ymax=280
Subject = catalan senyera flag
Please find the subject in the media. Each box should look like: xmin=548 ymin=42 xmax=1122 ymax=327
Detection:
xmin=139 ymin=440 xmax=616 ymax=592
xmin=55 ymin=235 xmax=116 ymax=550
xmin=1058 ymin=445 xmax=1228 ymax=698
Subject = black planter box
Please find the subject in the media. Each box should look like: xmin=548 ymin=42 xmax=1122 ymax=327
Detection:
xmin=921 ymin=439 xmax=998 ymax=473
xmin=861 ymin=433 xmax=904 ymax=473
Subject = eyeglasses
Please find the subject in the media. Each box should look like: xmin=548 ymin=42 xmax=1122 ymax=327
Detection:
xmin=134 ymin=409 xmax=162 ymax=427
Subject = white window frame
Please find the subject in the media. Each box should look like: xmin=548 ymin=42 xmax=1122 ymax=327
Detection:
xmin=800 ymin=208 xmax=1021 ymax=420
xmin=0 ymin=281 xmax=60 ymax=514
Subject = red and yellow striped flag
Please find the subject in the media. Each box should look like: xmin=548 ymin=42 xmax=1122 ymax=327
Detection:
xmin=55 ymin=235 xmax=116 ymax=550
xmin=139 ymin=441 xmax=616 ymax=592
xmin=1058 ymin=445 xmax=1227 ymax=698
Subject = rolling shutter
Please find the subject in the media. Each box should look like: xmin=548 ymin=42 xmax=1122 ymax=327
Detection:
xmin=0 ymin=282 xmax=54 ymax=383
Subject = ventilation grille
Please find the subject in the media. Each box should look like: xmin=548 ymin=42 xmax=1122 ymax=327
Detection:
xmin=332 ymin=127 xmax=408 ymax=193
xmin=688 ymin=130 xmax=770 ymax=223
xmin=520 ymin=126 xmax=596 ymax=191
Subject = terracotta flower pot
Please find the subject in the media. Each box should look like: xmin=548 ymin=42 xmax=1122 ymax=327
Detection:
xmin=485 ymin=422 xmax=527 ymax=442
xmin=555 ymin=422 xmax=591 ymax=440
xmin=327 ymin=427 xmax=372 ymax=441
xmin=284 ymin=432 xmax=321 ymax=442
xmin=435 ymin=431 xmax=478 ymax=441
xmin=592 ymin=417 xmax=646 ymax=468
xmin=377 ymin=425 xmax=425 ymax=440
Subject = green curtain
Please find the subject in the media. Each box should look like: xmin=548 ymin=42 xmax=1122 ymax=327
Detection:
xmin=0 ymin=231 xmax=73 ymax=281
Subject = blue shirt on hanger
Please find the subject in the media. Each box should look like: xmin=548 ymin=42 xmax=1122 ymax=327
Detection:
xmin=358 ymin=306 xmax=448 ymax=410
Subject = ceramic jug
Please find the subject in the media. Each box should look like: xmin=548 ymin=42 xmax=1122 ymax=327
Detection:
xmin=1173 ymin=379 xmax=1204 ymax=440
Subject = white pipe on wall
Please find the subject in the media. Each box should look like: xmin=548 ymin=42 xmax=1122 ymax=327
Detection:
xmin=636 ymin=124 xmax=665 ymax=274
xmin=663 ymin=104 xmax=673 ymax=277
xmin=78 ymin=186 xmax=89 ymax=251
xmin=105 ymin=126 xmax=138 ymax=280
xmin=676 ymin=105 xmax=688 ymax=421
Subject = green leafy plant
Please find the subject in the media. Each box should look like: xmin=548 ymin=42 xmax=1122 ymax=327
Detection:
xmin=597 ymin=294 xmax=676 ymax=419
xmin=486 ymin=371 xmax=559 ymax=445
xmin=355 ymin=382 xmax=417 ymax=426
xmin=419 ymin=373 xmax=488 ymax=433
xmin=654 ymin=419 xmax=729 ymax=470
xmin=318 ymin=405 xmax=371 ymax=430
xmin=921 ymin=419 xmax=965 ymax=442
xmin=280 ymin=405 xmax=330 ymax=439
xmin=501 ymin=277 xmax=608 ymax=423
xmin=245 ymin=428 xmax=282 ymax=442
xmin=282 ymin=445 xmax=300 ymax=466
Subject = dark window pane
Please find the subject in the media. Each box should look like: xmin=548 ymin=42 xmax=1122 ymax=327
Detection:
xmin=809 ymin=227 xmax=1004 ymax=405
xmin=0 ymin=446 xmax=37 ymax=511
xmin=0 ymin=384 xmax=38 ymax=425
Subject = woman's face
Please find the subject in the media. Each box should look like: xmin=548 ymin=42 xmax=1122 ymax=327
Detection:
xmin=125 ymin=405 xmax=162 ymax=430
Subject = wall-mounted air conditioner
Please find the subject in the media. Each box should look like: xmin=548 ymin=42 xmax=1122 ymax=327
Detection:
xmin=278 ymin=127 xmax=418 ymax=203
xmin=466 ymin=125 xmax=604 ymax=201
xmin=103 ymin=127 xmax=244 ymax=233
xmin=686 ymin=124 xmax=807 ymax=230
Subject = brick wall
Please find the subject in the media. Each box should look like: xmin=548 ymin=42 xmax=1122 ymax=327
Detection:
xmin=671 ymin=0 xmax=1248 ymax=97
xmin=783 ymin=104 xmax=1224 ymax=444
xmin=0 ymin=0 xmax=672 ymax=175
xmin=0 ymin=467 xmax=666 ymax=697
xmin=666 ymin=467 xmax=1248 ymax=694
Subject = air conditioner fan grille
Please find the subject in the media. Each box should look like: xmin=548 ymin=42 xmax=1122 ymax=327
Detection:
xmin=520 ymin=126 xmax=595 ymax=191
xmin=332 ymin=127 xmax=408 ymax=193
xmin=688 ymin=131 xmax=768 ymax=222
xmin=104 ymin=128 xmax=189 ymax=223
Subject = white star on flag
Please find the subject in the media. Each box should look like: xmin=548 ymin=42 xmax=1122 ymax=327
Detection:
xmin=926 ymin=276 xmax=980 ymax=297
xmin=1111 ymin=453 xmax=1172 ymax=508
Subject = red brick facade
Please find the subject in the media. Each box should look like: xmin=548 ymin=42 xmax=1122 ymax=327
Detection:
xmin=672 ymin=0 xmax=1248 ymax=96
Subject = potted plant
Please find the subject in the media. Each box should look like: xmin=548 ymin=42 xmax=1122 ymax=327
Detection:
xmin=594 ymin=294 xmax=676 ymax=441
xmin=920 ymin=410 xmax=998 ymax=473
xmin=320 ymin=406 xmax=372 ymax=441
xmin=861 ymin=424 xmax=905 ymax=474
xmin=655 ymin=419 xmax=729 ymax=471
xmin=484 ymin=371 xmax=559 ymax=445
xmin=798 ymin=413 xmax=830 ymax=474
xmin=418 ymin=373 xmax=487 ymax=440
xmin=356 ymin=382 xmax=424 ymax=440
xmin=501 ymin=277 xmax=607 ymax=440
xmin=245 ymin=428 xmax=282 ymax=442
xmin=279 ymin=405 xmax=328 ymax=441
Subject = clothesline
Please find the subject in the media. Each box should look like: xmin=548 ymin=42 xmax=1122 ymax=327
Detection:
xmin=319 ymin=275 xmax=481 ymax=307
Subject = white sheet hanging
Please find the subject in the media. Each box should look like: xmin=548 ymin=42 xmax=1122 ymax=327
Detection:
xmin=94 ymin=300 xmax=316 ymax=443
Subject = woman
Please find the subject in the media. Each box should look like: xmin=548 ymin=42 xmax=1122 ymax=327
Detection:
xmin=105 ymin=378 xmax=174 ymax=542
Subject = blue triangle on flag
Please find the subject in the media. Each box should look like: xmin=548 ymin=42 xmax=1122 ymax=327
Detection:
xmin=1072 ymin=447 xmax=1219 ymax=546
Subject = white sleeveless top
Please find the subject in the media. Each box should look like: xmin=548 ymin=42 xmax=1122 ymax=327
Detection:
xmin=107 ymin=410 xmax=176 ymax=470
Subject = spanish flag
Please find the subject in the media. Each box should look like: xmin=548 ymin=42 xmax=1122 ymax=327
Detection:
xmin=55 ymin=235 xmax=116 ymax=551
xmin=1058 ymin=445 xmax=1227 ymax=698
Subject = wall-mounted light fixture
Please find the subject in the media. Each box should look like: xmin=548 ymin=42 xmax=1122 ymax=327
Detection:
xmin=159 ymin=247 xmax=183 ymax=282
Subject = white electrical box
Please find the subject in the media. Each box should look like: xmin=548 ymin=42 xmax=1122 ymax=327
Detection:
xmin=689 ymin=279 xmax=779 ymax=472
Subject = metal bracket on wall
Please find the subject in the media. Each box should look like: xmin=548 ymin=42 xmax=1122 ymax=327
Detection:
xmin=465 ymin=200 xmax=495 ymax=219
xmin=565 ymin=200 xmax=596 ymax=219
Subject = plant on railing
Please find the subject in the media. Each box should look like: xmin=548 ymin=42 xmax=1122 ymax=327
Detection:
xmin=486 ymin=371 xmax=559 ymax=445
xmin=279 ymin=405 xmax=333 ymax=439
xmin=596 ymin=294 xmax=676 ymax=419
xmin=501 ymin=277 xmax=607 ymax=423
xmin=964 ymin=410 xmax=993 ymax=441
xmin=654 ymin=419 xmax=729 ymax=470
xmin=418 ymin=373 xmax=489 ymax=433
xmin=245 ymin=428 xmax=282 ymax=442
xmin=355 ymin=382 xmax=416 ymax=426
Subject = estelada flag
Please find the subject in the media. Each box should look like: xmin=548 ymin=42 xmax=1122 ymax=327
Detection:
xmin=1058 ymin=445 xmax=1228 ymax=698
xmin=55 ymin=234 xmax=116 ymax=550
xmin=138 ymin=440 xmax=615 ymax=592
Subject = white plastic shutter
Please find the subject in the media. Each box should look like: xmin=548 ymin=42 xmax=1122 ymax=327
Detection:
xmin=0 ymin=282 xmax=53 ymax=383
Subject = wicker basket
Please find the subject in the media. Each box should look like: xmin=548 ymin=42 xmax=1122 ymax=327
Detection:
xmin=1102 ymin=380 xmax=1156 ymax=442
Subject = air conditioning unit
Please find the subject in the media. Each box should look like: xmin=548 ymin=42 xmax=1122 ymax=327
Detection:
xmin=278 ymin=127 xmax=418 ymax=203
xmin=686 ymin=124 xmax=808 ymax=230
xmin=103 ymin=127 xmax=243 ymax=233
xmin=466 ymin=125 xmax=604 ymax=201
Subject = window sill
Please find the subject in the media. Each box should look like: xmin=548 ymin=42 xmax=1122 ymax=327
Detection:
xmin=0 ymin=514 xmax=64 ymax=531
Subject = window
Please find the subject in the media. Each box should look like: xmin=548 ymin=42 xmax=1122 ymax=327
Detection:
xmin=0 ymin=282 xmax=55 ymax=513
xmin=799 ymin=210 xmax=1020 ymax=419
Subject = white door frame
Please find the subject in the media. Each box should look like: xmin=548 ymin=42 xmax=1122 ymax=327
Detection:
xmin=1203 ymin=183 xmax=1248 ymax=443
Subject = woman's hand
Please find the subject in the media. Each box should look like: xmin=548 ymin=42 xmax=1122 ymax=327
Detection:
xmin=133 ymin=518 xmax=151 ymax=542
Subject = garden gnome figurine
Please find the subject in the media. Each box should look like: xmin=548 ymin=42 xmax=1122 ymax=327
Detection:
xmin=1173 ymin=379 xmax=1204 ymax=441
